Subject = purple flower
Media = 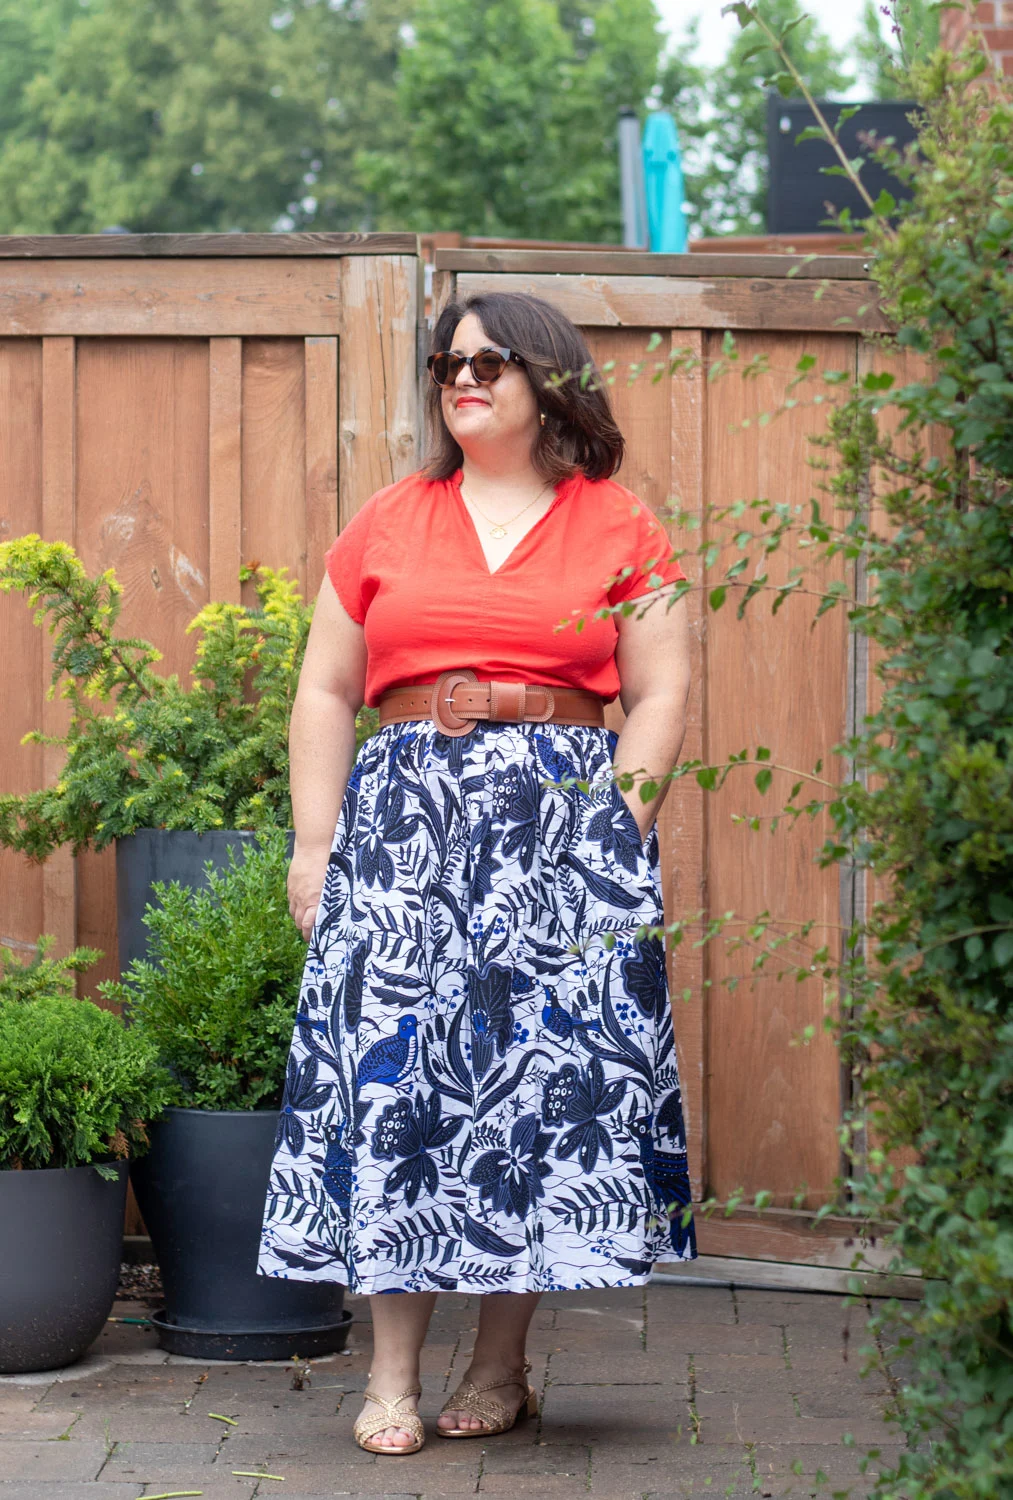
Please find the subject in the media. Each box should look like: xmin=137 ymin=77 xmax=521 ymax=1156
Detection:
xmin=587 ymin=783 xmax=645 ymax=876
xmin=467 ymin=961 xmax=515 ymax=1081
xmin=554 ymin=1057 xmax=627 ymax=1174
xmin=620 ymin=935 xmax=668 ymax=1021
xmin=275 ymin=1054 xmax=331 ymax=1156
xmin=490 ymin=764 xmax=541 ymax=872
xmin=542 ymin=1063 xmax=580 ymax=1125
xmin=469 ymin=1114 xmax=554 ymax=1219
xmin=381 ymin=1089 xmax=462 ymax=1207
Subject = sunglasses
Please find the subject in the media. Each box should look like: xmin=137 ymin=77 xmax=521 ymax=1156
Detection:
xmin=426 ymin=345 xmax=526 ymax=388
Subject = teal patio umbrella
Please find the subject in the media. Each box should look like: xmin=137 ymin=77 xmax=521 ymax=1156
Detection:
xmin=642 ymin=111 xmax=687 ymax=253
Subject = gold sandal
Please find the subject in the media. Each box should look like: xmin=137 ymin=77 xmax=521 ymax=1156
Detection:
xmin=353 ymin=1382 xmax=425 ymax=1455
xmin=437 ymin=1358 xmax=538 ymax=1438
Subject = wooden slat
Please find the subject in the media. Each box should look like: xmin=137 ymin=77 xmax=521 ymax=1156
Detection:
xmin=0 ymin=232 xmax=419 ymax=259
xmin=304 ymin=337 xmax=339 ymax=597
xmin=74 ymin=338 xmax=210 ymax=1001
xmin=338 ymin=255 xmax=421 ymax=523
xmin=0 ymin=260 xmax=343 ymax=337
xmin=437 ymin=248 xmax=872 ymax=279
xmin=856 ymin=343 xmax=942 ymax=1188
xmin=689 ymin=233 xmax=865 ymax=256
xmin=208 ymin=338 xmax=242 ymax=605
xmin=694 ymin=1208 xmax=898 ymax=1273
xmin=582 ymin=328 xmax=707 ymax=1198
xmin=0 ymin=340 xmax=45 ymax=964
xmin=240 ymin=339 xmax=306 ymax=604
xmin=657 ymin=1255 xmax=921 ymax=1299
xmin=430 ymin=269 xmax=457 ymax=325
xmin=425 ymin=270 xmax=459 ymax=461
xmin=40 ymin=337 xmax=78 ymax=965
xmin=702 ymin=329 xmax=850 ymax=1209
xmin=666 ymin=329 xmax=707 ymax=1203
xmin=454 ymin=271 xmax=888 ymax=334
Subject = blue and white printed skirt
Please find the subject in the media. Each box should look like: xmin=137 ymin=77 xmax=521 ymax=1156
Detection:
xmin=258 ymin=720 xmax=696 ymax=1294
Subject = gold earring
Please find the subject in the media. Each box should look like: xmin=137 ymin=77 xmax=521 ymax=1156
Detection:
xmin=539 ymin=411 xmax=546 ymax=427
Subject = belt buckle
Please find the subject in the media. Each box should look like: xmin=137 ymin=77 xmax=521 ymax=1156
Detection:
xmin=432 ymin=668 xmax=479 ymax=737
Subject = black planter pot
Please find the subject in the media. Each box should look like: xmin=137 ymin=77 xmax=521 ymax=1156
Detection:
xmin=0 ymin=1162 xmax=127 ymax=1374
xmin=130 ymin=1108 xmax=349 ymax=1361
xmin=116 ymin=828 xmax=295 ymax=974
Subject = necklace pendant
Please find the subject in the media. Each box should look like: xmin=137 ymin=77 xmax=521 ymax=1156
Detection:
xmin=490 ymin=524 xmax=508 ymax=539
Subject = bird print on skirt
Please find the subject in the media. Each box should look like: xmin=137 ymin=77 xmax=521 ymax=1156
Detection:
xmin=258 ymin=720 xmax=696 ymax=1293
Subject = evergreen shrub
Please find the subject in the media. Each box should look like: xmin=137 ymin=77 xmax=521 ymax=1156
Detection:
xmin=98 ymin=829 xmax=305 ymax=1112
xmin=0 ymin=988 xmax=172 ymax=1172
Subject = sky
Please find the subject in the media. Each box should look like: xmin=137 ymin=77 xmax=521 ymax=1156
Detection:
xmin=655 ymin=1 xmax=868 ymax=75
xmin=655 ymin=0 xmax=863 ymax=60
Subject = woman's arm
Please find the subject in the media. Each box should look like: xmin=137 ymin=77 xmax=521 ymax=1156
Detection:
xmin=613 ymin=586 xmax=692 ymax=840
xmin=288 ymin=575 xmax=367 ymax=939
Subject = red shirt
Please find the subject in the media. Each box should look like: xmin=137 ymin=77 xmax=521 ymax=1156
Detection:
xmin=324 ymin=467 xmax=686 ymax=709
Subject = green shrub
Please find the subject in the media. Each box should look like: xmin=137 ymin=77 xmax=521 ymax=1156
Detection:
xmin=98 ymin=828 xmax=305 ymax=1112
xmin=0 ymin=544 xmax=313 ymax=857
xmin=665 ymin=8 xmax=1013 ymax=1494
xmin=0 ymin=994 xmax=172 ymax=1172
xmin=0 ymin=935 xmax=102 ymax=1004
xmin=0 ymin=539 xmax=379 ymax=861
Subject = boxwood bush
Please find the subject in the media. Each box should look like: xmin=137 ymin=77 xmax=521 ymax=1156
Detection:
xmin=98 ymin=828 xmax=305 ymax=1112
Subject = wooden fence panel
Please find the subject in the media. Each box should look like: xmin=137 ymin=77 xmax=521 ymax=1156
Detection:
xmin=73 ymin=337 xmax=212 ymax=998
xmin=702 ymin=330 xmax=850 ymax=1210
xmin=432 ymin=251 xmax=888 ymax=1264
xmin=0 ymin=239 xmax=421 ymax=995
xmin=241 ymin=338 xmax=307 ymax=600
xmin=581 ymin=327 xmax=709 ymax=1201
xmin=2 ymin=240 xmax=908 ymax=1273
xmin=0 ymin=340 xmax=44 ymax=961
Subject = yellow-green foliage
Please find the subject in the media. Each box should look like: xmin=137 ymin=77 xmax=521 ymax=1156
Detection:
xmin=0 ymin=935 xmax=102 ymax=1006
xmin=0 ymin=545 xmax=313 ymax=856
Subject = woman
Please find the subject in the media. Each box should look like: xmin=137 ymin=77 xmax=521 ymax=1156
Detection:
xmin=258 ymin=291 xmax=696 ymax=1455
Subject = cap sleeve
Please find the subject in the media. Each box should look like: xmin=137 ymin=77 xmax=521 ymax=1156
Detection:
xmin=607 ymin=498 xmax=686 ymax=606
xmin=324 ymin=499 xmax=374 ymax=624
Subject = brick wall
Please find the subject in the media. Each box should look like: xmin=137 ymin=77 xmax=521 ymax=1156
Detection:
xmin=941 ymin=2 xmax=1013 ymax=76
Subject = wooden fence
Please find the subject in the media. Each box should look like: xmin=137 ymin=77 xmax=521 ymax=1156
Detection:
xmin=432 ymin=249 xmax=911 ymax=1275
xmin=1 ymin=236 xmax=916 ymax=1278
xmin=0 ymin=232 xmax=421 ymax=996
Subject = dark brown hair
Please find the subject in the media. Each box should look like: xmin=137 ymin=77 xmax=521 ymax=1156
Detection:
xmin=423 ymin=291 xmax=625 ymax=483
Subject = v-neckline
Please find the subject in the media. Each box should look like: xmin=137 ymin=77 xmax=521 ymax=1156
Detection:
xmin=450 ymin=470 xmax=568 ymax=577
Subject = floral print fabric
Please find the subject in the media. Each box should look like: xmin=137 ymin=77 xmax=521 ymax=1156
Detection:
xmin=258 ymin=720 xmax=696 ymax=1294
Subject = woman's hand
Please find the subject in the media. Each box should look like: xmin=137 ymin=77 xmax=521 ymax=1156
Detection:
xmin=613 ymin=587 xmax=693 ymax=842
xmin=286 ymin=573 xmax=366 ymax=942
xmin=620 ymin=791 xmax=651 ymax=846
xmin=289 ymin=843 xmax=331 ymax=941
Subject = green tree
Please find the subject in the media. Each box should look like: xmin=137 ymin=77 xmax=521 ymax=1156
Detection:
xmin=662 ymin=0 xmax=855 ymax=237
xmin=359 ymin=0 xmax=665 ymax=240
xmin=851 ymin=0 xmax=941 ymax=99
xmin=0 ymin=0 xmax=407 ymax=234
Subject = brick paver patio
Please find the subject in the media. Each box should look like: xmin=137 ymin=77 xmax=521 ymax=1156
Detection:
xmin=0 ymin=1281 xmax=909 ymax=1499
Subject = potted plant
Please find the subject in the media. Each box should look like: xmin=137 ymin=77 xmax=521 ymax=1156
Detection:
xmin=0 ymin=939 xmax=172 ymax=1374
xmin=99 ymin=829 xmax=351 ymax=1360
xmin=0 ymin=537 xmax=306 ymax=971
xmin=0 ymin=536 xmax=377 ymax=968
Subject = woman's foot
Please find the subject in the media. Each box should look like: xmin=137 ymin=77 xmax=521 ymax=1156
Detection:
xmin=355 ymin=1375 xmax=422 ymax=1451
xmin=437 ymin=1359 xmax=533 ymax=1434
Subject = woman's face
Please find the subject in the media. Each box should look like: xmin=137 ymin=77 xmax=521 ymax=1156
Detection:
xmin=440 ymin=312 xmax=541 ymax=458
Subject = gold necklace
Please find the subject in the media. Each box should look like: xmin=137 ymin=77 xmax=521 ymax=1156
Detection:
xmin=459 ymin=479 xmax=554 ymax=539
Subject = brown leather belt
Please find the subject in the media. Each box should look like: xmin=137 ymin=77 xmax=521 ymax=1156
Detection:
xmin=378 ymin=669 xmax=606 ymax=737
